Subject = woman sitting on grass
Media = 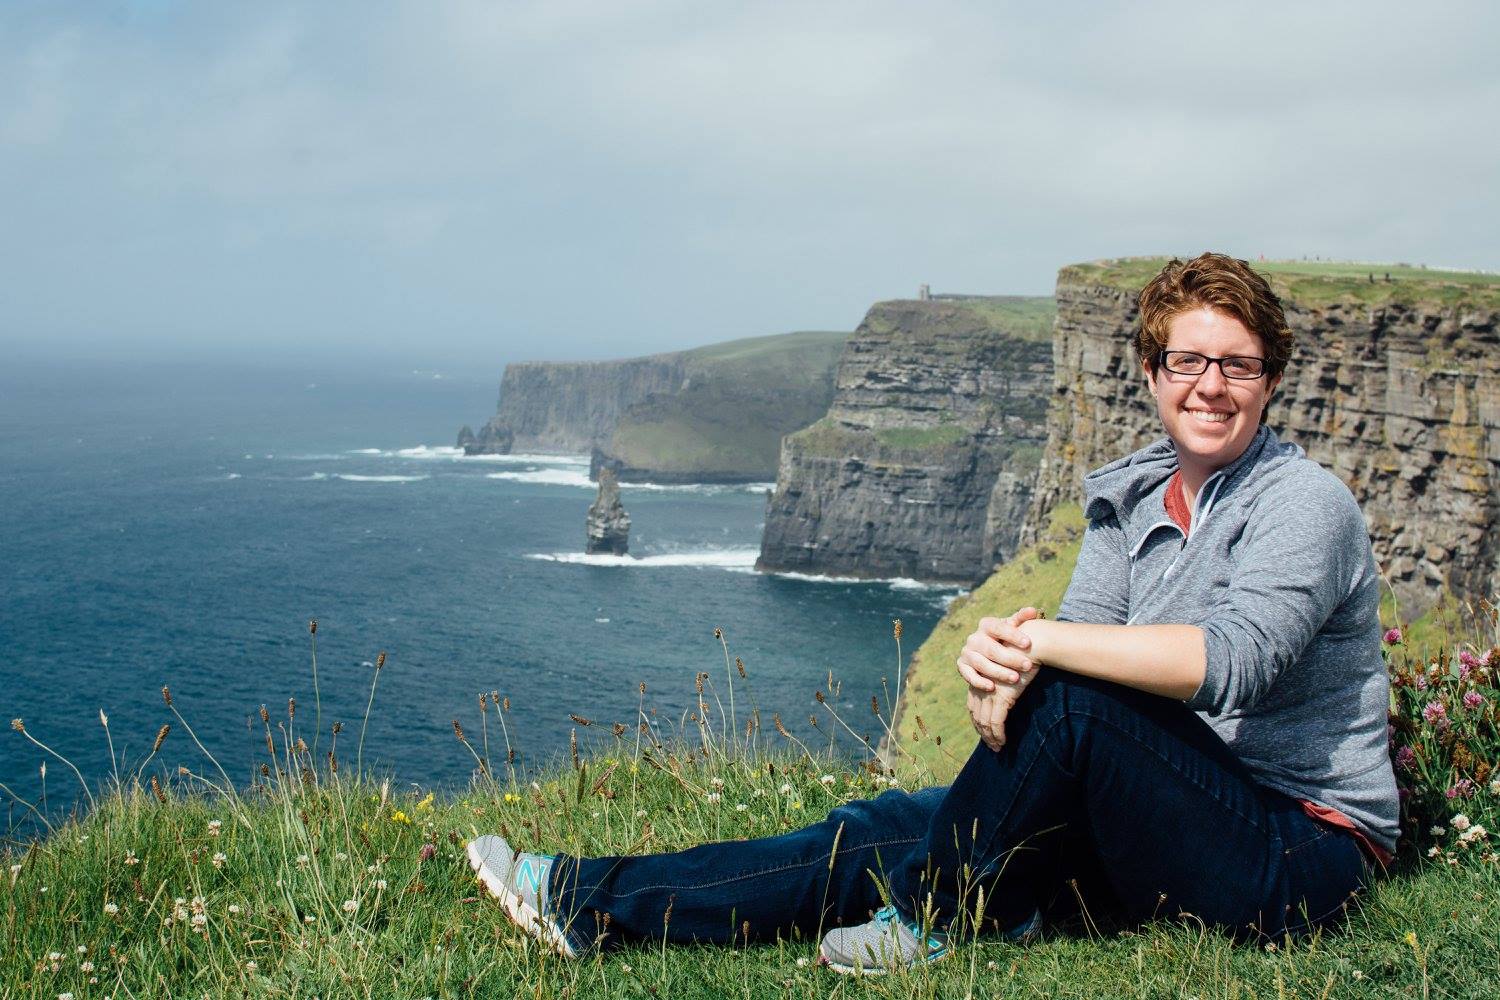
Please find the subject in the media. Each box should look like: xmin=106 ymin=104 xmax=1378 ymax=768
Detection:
xmin=466 ymin=251 xmax=1399 ymax=974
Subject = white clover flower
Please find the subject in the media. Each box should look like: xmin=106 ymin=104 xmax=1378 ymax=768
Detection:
xmin=303 ymin=914 xmax=316 ymax=924
xmin=635 ymin=809 xmax=647 ymax=818
xmin=228 ymin=904 xmax=241 ymax=915
xmin=735 ymin=803 xmax=749 ymax=812
xmin=1471 ymin=824 xmax=1488 ymax=839
xmin=296 ymin=854 xmax=310 ymax=868
xmin=375 ymin=879 xmax=388 ymax=891
xmin=819 ymin=774 xmax=836 ymax=786
xmin=1430 ymin=825 xmax=1446 ymax=836
xmin=1490 ymin=779 xmax=1500 ymax=796
xmin=342 ymin=899 xmax=359 ymax=914
xmin=8 ymin=863 xmax=19 ymax=877
xmin=620 ymin=963 xmax=632 ymax=973
xmin=796 ymin=956 xmax=809 ymax=967
xmin=172 ymin=904 xmax=189 ymax=923
xmin=104 ymin=902 xmax=119 ymax=916
xmin=706 ymin=792 xmax=722 ymax=805
xmin=710 ymin=777 xmax=725 ymax=789
xmin=245 ymin=960 xmax=258 ymax=972
xmin=779 ymin=783 xmax=792 ymax=795
xmin=58 ymin=993 xmax=74 ymax=1000
xmin=750 ymin=788 xmax=765 ymax=798
xmin=76 ymin=945 xmax=87 ymax=954
xmin=80 ymin=960 xmax=94 ymax=973
xmin=124 ymin=851 xmax=139 ymax=866
xmin=207 ymin=820 xmax=222 ymax=837
xmin=1452 ymin=814 xmax=1472 ymax=831
xmin=335 ymin=851 xmax=349 ymax=862
xmin=1459 ymin=829 xmax=1477 ymax=844
xmin=1427 ymin=845 xmax=1442 ymax=857
xmin=212 ymin=852 xmax=227 ymax=869
xmin=48 ymin=951 xmax=64 ymax=962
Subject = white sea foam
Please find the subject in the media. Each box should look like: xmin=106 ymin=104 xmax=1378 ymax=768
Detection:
xmin=334 ymin=474 xmax=429 ymax=483
xmin=350 ymin=445 xmax=588 ymax=465
xmin=621 ymin=481 xmax=775 ymax=495
xmin=224 ymin=473 xmax=242 ymax=480
xmin=486 ymin=469 xmax=595 ymax=488
xmin=527 ymin=549 xmax=761 ymax=569
xmin=300 ymin=472 xmax=330 ymax=481
xmin=770 ymin=569 xmax=964 ymax=592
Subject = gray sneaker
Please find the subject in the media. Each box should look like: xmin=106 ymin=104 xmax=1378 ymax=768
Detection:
xmin=818 ymin=904 xmax=1042 ymax=975
xmin=818 ymin=905 xmax=947 ymax=974
xmin=466 ymin=834 xmax=578 ymax=958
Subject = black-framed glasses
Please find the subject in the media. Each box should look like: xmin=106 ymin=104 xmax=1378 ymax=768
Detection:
xmin=1158 ymin=351 xmax=1267 ymax=380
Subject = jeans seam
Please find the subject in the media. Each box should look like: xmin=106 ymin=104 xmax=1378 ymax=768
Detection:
xmin=569 ymin=834 xmax=924 ymax=902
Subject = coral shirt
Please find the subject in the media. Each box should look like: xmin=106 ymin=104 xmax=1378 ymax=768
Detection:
xmin=1164 ymin=470 xmax=1392 ymax=868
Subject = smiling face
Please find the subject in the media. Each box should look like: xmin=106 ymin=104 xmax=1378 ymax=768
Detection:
xmin=1144 ymin=306 xmax=1281 ymax=481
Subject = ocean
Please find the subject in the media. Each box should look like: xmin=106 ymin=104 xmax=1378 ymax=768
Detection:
xmin=0 ymin=357 xmax=957 ymax=824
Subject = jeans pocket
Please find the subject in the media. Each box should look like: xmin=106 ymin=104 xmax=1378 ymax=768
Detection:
xmin=1280 ymin=829 xmax=1365 ymax=934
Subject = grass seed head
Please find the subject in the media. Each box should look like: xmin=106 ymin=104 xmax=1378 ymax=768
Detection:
xmin=150 ymin=774 xmax=167 ymax=804
xmin=736 ymin=656 xmax=746 ymax=678
xmin=893 ymin=618 xmax=903 ymax=640
xmin=308 ymin=619 xmax=317 ymax=635
xmin=152 ymin=724 xmax=171 ymax=752
xmin=9 ymin=718 xmax=22 ymax=732
xmin=452 ymin=719 xmax=466 ymax=742
xmin=375 ymin=651 xmax=386 ymax=670
xmin=259 ymin=704 xmax=270 ymax=724
xmin=161 ymin=686 xmax=173 ymax=707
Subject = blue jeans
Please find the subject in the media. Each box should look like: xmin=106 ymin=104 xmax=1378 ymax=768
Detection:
xmin=550 ymin=671 xmax=1371 ymax=952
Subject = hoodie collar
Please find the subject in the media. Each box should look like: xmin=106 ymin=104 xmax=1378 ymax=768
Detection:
xmin=1083 ymin=424 xmax=1278 ymax=549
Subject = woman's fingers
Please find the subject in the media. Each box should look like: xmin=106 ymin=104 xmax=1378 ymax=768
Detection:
xmin=978 ymin=619 xmax=1033 ymax=653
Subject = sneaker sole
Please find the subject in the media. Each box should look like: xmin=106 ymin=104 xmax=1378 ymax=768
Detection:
xmin=466 ymin=840 xmax=578 ymax=959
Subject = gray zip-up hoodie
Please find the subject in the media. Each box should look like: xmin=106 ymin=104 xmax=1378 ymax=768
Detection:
xmin=1058 ymin=425 xmax=1400 ymax=852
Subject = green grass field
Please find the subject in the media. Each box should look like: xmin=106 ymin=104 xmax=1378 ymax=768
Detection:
xmin=6 ymin=502 xmax=1499 ymax=998
xmin=1062 ymin=257 xmax=1500 ymax=310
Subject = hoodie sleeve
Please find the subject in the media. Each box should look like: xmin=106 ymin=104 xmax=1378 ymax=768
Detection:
xmin=1057 ymin=512 xmax=1130 ymax=625
xmin=1188 ymin=473 xmax=1368 ymax=716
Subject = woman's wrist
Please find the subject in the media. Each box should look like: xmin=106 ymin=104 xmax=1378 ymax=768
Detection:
xmin=1018 ymin=618 xmax=1052 ymax=667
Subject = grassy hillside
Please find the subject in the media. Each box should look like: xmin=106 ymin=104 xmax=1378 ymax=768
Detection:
xmin=6 ymin=617 xmax=1498 ymax=998
xmin=895 ymin=504 xmax=1086 ymax=777
xmin=1062 ymin=257 xmax=1500 ymax=310
xmin=603 ymin=329 xmax=846 ymax=478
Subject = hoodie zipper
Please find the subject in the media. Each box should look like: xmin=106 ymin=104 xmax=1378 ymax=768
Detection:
xmin=1125 ymin=468 xmax=1231 ymax=623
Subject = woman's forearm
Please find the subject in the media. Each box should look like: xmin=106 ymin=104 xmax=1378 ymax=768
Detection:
xmin=1018 ymin=619 xmax=1206 ymax=701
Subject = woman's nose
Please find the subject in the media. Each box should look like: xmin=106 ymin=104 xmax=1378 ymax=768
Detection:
xmin=1195 ymin=362 xmax=1229 ymax=395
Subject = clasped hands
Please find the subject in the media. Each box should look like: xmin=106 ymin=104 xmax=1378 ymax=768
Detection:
xmin=957 ymin=606 xmax=1042 ymax=752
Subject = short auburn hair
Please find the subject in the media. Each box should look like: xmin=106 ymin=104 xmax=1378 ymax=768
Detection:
xmin=1135 ymin=252 xmax=1293 ymax=381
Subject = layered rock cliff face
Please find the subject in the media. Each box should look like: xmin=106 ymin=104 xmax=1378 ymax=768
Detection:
xmin=757 ymin=296 xmax=1055 ymax=583
xmin=463 ymin=357 xmax=687 ymax=456
xmin=1022 ymin=261 xmax=1500 ymax=615
xmin=461 ymin=331 xmax=845 ymax=481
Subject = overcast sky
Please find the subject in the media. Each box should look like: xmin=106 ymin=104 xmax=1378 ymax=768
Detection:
xmin=3 ymin=1 xmax=1497 ymax=368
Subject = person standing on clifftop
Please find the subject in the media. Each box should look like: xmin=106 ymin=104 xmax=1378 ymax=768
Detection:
xmin=463 ymin=252 xmax=1399 ymax=973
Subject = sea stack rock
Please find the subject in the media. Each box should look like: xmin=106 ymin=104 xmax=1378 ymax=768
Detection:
xmin=585 ymin=468 xmax=631 ymax=555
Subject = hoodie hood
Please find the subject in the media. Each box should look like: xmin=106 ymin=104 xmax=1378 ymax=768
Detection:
xmin=1082 ymin=425 xmax=1292 ymax=549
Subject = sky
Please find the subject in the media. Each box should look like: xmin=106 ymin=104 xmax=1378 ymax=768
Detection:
xmin=3 ymin=0 xmax=1497 ymax=369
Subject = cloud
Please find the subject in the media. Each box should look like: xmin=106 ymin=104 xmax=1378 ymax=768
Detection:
xmin=1 ymin=1 xmax=1497 ymax=363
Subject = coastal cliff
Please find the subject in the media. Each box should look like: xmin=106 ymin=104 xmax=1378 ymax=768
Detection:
xmin=461 ymin=330 xmax=844 ymax=481
xmin=756 ymin=296 xmax=1055 ymax=583
xmin=1022 ymin=259 xmax=1500 ymax=615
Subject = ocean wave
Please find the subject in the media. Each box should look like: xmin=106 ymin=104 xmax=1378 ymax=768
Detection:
xmin=770 ymin=569 xmax=965 ymax=592
xmin=486 ymin=469 xmax=595 ymax=488
xmin=486 ymin=471 xmax=772 ymax=493
xmin=334 ymin=474 xmax=429 ymax=483
xmin=224 ymin=473 xmax=242 ymax=480
xmin=622 ymin=481 xmax=775 ymax=495
xmin=526 ymin=549 xmax=761 ymax=569
xmin=350 ymin=445 xmax=589 ymax=465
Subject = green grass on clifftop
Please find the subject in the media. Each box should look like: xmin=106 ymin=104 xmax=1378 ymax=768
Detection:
xmin=605 ymin=330 xmax=846 ymax=477
xmin=1062 ymin=257 xmax=1500 ymax=310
